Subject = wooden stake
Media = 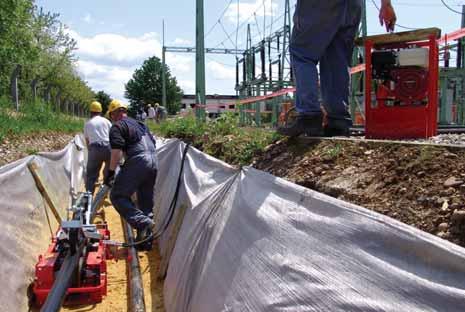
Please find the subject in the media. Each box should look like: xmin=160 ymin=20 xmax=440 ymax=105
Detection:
xmin=28 ymin=161 xmax=62 ymax=224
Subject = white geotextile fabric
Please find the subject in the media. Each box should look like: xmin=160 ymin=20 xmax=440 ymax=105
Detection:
xmin=2 ymin=136 xmax=465 ymax=311
xmin=0 ymin=135 xmax=86 ymax=311
xmin=156 ymin=139 xmax=465 ymax=312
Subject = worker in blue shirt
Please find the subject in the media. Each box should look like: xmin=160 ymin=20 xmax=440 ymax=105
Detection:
xmin=278 ymin=0 xmax=396 ymax=137
xmin=104 ymin=99 xmax=158 ymax=251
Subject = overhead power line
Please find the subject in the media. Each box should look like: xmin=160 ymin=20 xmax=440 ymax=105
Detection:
xmin=440 ymin=0 xmax=464 ymax=15
xmin=204 ymin=0 xmax=234 ymax=39
xmin=213 ymin=1 xmax=267 ymax=49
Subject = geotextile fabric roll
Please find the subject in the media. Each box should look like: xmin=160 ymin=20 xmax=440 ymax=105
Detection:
xmin=0 ymin=135 xmax=86 ymax=311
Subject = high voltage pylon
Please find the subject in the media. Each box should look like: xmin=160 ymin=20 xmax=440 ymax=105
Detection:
xmin=163 ymin=0 xmax=369 ymax=125
xmin=235 ymin=0 xmax=292 ymax=126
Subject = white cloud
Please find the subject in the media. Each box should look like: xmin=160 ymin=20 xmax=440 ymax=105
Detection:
xmin=207 ymin=61 xmax=236 ymax=80
xmin=173 ymin=38 xmax=192 ymax=45
xmin=178 ymin=80 xmax=195 ymax=94
xmin=225 ymin=0 xmax=278 ymax=23
xmin=68 ymin=29 xmax=199 ymax=100
xmin=68 ymin=30 xmax=162 ymax=62
xmin=77 ymin=60 xmax=135 ymax=100
xmin=83 ymin=13 xmax=92 ymax=24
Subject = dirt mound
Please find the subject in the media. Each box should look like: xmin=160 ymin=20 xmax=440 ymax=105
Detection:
xmin=253 ymin=138 xmax=465 ymax=247
xmin=0 ymin=132 xmax=75 ymax=167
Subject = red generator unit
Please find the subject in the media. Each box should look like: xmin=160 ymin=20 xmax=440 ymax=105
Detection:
xmin=33 ymin=223 xmax=112 ymax=306
xmin=363 ymin=28 xmax=441 ymax=139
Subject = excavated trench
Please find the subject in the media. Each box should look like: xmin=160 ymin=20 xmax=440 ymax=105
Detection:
xmin=4 ymin=133 xmax=465 ymax=311
xmin=59 ymin=198 xmax=165 ymax=312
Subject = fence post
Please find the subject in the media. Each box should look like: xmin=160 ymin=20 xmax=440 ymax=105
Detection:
xmin=31 ymin=78 xmax=39 ymax=101
xmin=56 ymin=90 xmax=62 ymax=113
xmin=45 ymin=85 xmax=52 ymax=104
xmin=10 ymin=65 xmax=21 ymax=111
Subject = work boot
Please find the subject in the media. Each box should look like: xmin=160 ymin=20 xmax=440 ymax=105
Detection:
xmin=323 ymin=117 xmax=351 ymax=137
xmin=323 ymin=126 xmax=350 ymax=137
xmin=277 ymin=114 xmax=324 ymax=137
xmin=135 ymin=222 xmax=154 ymax=251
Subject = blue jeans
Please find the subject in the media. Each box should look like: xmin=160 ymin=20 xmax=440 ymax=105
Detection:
xmin=290 ymin=0 xmax=362 ymax=128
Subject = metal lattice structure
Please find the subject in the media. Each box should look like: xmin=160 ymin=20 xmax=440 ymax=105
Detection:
xmin=236 ymin=0 xmax=292 ymax=126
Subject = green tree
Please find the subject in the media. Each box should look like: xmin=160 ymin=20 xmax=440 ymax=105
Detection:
xmin=0 ymin=0 xmax=35 ymax=95
xmin=95 ymin=90 xmax=112 ymax=114
xmin=125 ymin=56 xmax=183 ymax=115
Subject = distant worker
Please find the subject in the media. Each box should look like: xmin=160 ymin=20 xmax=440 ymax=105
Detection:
xmin=147 ymin=103 xmax=156 ymax=123
xmin=155 ymin=103 xmax=167 ymax=123
xmin=104 ymin=99 xmax=158 ymax=251
xmin=84 ymin=101 xmax=112 ymax=193
xmin=141 ymin=109 xmax=147 ymax=122
xmin=278 ymin=0 xmax=396 ymax=137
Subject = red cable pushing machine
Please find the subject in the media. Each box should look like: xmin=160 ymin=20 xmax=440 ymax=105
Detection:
xmin=360 ymin=28 xmax=441 ymax=139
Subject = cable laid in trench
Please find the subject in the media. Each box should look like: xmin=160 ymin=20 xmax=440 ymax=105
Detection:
xmin=122 ymin=219 xmax=146 ymax=312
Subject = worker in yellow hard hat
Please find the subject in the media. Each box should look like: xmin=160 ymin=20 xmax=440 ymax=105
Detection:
xmin=84 ymin=101 xmax=112 ymax=193
xmin=104 ymin=99 xmax=159 ymax=251
xmin=154 ymin=102 xmax=167 ymax=124
xmin=147 ymin=103 xmax=156 ymax=123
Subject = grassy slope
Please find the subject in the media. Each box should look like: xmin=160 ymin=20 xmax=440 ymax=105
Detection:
xmin=0 ymin=97 xmax=84 ymax=143
xmin=148 ymin=113 xmax=280 ymax=166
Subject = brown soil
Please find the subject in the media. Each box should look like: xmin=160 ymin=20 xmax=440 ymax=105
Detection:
xmin=0 ymin=132 xmax=75 ymax=167
xmin=253 ymin=137 xmax=465 ymax=247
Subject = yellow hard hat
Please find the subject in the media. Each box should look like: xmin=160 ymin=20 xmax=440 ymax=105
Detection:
xmin=148 ymin=103 xmax=152 ymax=107
xmin=107 ymin=99 xmax=128 ymax=114
xmin=90 ymin=101 xmax=102 ymax=113
xmin=155 ymin=103 xmax=160 ymax=107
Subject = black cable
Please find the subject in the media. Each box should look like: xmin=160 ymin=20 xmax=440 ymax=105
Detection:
xmin=121 ymin=143 xmax=190 ymax=248
xmin=440 ymin=0 xmax=464 ymax=15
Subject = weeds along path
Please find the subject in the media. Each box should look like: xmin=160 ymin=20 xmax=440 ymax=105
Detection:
xmin=60 ymin=198 xmax=165 ymax=312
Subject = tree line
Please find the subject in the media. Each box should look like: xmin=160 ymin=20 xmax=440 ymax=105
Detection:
xmin=0 ymin=0 xmax=93 ymax=114
xmin=1 ymin=0 xmax=184 ymax=117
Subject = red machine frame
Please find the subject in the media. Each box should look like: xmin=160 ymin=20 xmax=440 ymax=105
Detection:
xmin=33 ymin=223 xmax=112 ymax=306
xmin=364 ymin=33 xmax=439 ymax=139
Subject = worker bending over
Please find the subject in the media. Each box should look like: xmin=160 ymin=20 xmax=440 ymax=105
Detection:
xmin=278 ymin=0 xmax=396 ymax=137
xmin=84 ymin=101 xmax=112 ymax=193
xmin=104 ymin=100 xmax=158 ymax=251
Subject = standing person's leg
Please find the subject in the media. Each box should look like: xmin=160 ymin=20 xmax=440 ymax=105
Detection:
xmin=86 ymin=146 xmax=104 ymax=192
xmin=278 ymin=0 xmax=345 ymax=137
xmin=101 ymin=145 xmax=111 ymax=183
xmin=135 ymin=167 xmax=157 ymax=250
xmin=136 ymin=169 xmax=157 ymax=219
xmin=320 ymin=0 xmax=362 ymax=135
xmin=110 ymin=161 xmax=153 ymax=231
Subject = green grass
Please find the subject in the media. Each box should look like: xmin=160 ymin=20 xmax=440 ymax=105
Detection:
xmin=149 ymin=113 xmax=280 ymax=166
xmin=0 ymin=96 xmax=84 ymax=143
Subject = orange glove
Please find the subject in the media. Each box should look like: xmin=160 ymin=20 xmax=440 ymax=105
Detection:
xmin=379 ymin=1 xmax=397 ymax=32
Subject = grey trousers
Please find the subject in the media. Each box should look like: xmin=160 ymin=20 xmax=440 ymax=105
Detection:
xmin=86 ymin=144 xmax=111 ymax=192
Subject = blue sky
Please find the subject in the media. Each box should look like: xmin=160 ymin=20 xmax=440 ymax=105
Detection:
xmin=36 ymin=0 xmax=465 ymax=102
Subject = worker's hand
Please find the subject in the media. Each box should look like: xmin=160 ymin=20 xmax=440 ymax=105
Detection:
xmin=379 ymin=1 xmax=396 ymax=32
xmin=104 ymin=170 xmax=115 ymax=187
